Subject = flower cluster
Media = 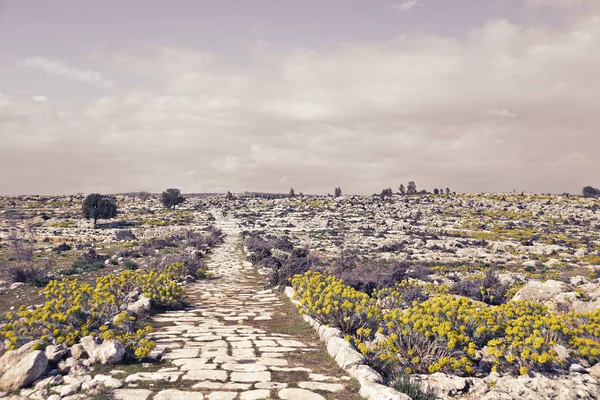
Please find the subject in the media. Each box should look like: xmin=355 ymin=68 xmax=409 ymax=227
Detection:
xmin=291 ymin=271 xmax=600 ymax=377
xmin=0 ymin=266 xmax=187 ymax=360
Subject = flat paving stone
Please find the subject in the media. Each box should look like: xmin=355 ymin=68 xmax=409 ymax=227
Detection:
xmin=230 ymin=371 xmax=271 ymax=383
xmin=206 ymin=392 xmax=237 ymax=400
xmin=239 ymin=389 xmax=272 ymax=400
xmin=113 ymin=389 xmax=153 ymax=400
xmin=299 ymin=381 xmax=346 ymax=392
xmin=153 ymin=390 xmax=205 ymax=400
xmin=278 ymin=388 xmax=326 ymax=400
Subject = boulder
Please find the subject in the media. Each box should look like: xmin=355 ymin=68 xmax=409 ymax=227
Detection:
xmin=0 ymin=342 xmax=37 ymax=375
xmin=80 ymin=336 xmax=125 ymax=365
xmin=589 ymin=363 xmax=600 ymax=378
xmin=418 ymin=373 xmax=470 ymax=396
xmin=512 ymin=280 xmax=566 ymax=303
xmin=45 ymin=344 xmax=68 ymax=364
xmin=0 ymin=350 xmax=48 ymax=391
xmin=127 ymin=296 xmax=152 ymax=316
xmin=70 ymin=344 xmax=86 ymax=360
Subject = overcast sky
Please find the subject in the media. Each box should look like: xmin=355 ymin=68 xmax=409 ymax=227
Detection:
xmin=0 ymin=0 xmax=598 ymax=195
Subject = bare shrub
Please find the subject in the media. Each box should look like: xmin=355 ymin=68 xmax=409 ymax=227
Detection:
xmin=451 ymin=268 xmax=509 ymax=305
xmin=115 ymin=229 xmax=136 ymax=241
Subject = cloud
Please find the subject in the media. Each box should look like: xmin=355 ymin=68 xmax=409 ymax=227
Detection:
xmin=32 ymin=96 xmax=48 ymax=103
xmin=19 ymin=57 xmax=115 ymax=88
xmin=393 ymin=0 xmax=421 ymax=11
xmin=524 ymin=0 xmax=594 ymax=8
xmin=2 ymin=9 xmax=600 ymax=195
xmin=484 ymin=108 xmax=517 ymax=118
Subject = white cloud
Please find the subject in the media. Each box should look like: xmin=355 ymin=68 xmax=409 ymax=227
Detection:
xmin=525 ymin=0 xmax=594 ymax=8
xmin=484 ymin=108 xmax=517 ymax=118
xmin=2 ymin=9 xmax=600 ymax=194
xmin=19 ymin=57 xmax=115 ymax=88
xmin=393 ymin=0 xmax=421 ymax=11
xmin=32 ymin=96 xmax=48 ymax=103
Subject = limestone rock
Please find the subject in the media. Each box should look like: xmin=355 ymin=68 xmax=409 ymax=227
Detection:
xmin=80 ymin=336 xmax=125 ymax=365
xmin=113 ymin=388 xmax=154 ymax=400
xmin=127 ymin=296 xmax=152 ymax=316
xmin=278 ymin=388 xmax=326 ymax=400
xmin=512 ymin=280 xmax=566 ymax=302
xmin=0 ymin=350 xmax=48 ymax=392
xmin=44 ymin=344 xmax=68 ymax=364
xmin=418 ymin=373 xmax=470 ymax=397
xmin=70 ymin=344 xmax=86 ymax=360
xmin=0 ymin=342 xmax=37 ymax=374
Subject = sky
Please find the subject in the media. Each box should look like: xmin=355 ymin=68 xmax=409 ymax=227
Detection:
xmin=0 ymin=0 xmax=599 ymax=195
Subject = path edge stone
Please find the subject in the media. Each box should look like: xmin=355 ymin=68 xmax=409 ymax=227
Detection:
xmin=283 ymin=286 xmax=412 ymax=400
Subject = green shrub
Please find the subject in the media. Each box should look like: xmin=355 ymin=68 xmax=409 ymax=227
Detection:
xmin=123 ymin=259 xmax=139 ymax=270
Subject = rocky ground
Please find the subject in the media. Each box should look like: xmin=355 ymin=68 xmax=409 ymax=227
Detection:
xmin=0 ymin=212 xmax=362 ymax=400
xmin=0 ymin=192 xmax=599 ymax=399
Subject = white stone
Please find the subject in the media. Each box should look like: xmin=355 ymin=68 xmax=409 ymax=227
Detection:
xmin=113 ymin=389 xmax=154 ymax=400
xmin=183 ymin=370 xmax=228 ymax=381
xmin=299 ymin=381 xmax=345 ymax=392
xmin=207 ymin=392 xmax=237 ymax=400
xmin=240 ymin=389 xmax=272 ymax=399
xmin=278 ymin=388 xmax=326 ymax=400
xmin=0 ymin=350 xmax=48 ymax=392
xmin=124 ymin=372 xmax=182 ymax=383
xmin=154 ymin=389 xmax=205 ymax=400
xmin=230 ymin=371 xmax=271 ymax=382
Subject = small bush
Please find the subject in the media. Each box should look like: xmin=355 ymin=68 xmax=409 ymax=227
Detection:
xmin=451 ymin=268 xmax=509 ymax=305
xmin=123 ymin=259 xmax=139 ymax=270
xmin=7 ymin=265 xmax=51 ymax=287
xmin=390 ymin=373 xmax=437 ymax=400
xmin=115 ymin=229 xmax=136 ymax=241
xmin=158 ymin=255 xmax=208 ymax=280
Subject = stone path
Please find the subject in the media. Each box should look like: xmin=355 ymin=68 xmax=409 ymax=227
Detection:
xmin=111 ymin=214 xmax=360 ymax=400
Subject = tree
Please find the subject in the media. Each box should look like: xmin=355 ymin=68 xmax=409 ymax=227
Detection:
xmin=380 ymin=188 xmax=393 ymax=198
xmin=161 ymin=188 xmax=185 ymax=209
xmin=446 ymin=187 xmax=451 ymax=195
xmin=583 ymin=186 xmax=600 ymax=198
xmin=82 ymin=194 xmax=118 ymax=228
xmin=399 ymin=184 xmax=405 ymax=195
xmin=334 ymin=187 xmax=342 ymax=198
xmin=433 ymin=188 xmax=439 ymax=195
xmin=407 ymin=181 xmax=417 ymax=195
xmin=226 ymin=191 xmax=234 ymax=200
xmin=289 ymin=188 xmax=296 ymax=198
xmin=137 ymin=191 xmax=152 ymax=201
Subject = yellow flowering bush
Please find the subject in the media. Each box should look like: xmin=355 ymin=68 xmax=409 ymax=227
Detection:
xmin=290 ymin=271 xmax=382 ymax=340
xmin=0 ymin=267 xmax=184 ymax=360
xmin=290 ymin=271 xmax=600 ymax=377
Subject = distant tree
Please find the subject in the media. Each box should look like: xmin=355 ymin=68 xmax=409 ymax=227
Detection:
xmin=583 ymin=186 xmax=600 ymax=198
xmin=161 ymin=188 xmax=185 ymax=209
xmin=82 ymin=194 xmax=118 ymax=228
xmin=407 ymin=181 xmax=417 ymax=195
xmin=446 ymin=187 xmax=451 ymax=195
xmin=137 ymin=191 xmax=152 ymax=201
xmin=299 ymin=192 xmax=304 ymax=197
xmin=433 ymin=188 xmax=439 ymax=195
xmin=226 ymin=191 xmax=234 ymax=200
xmin=399 ymin=184 xmax=405 ymax=195
xmin=289 ymin=188 xmax=296 ymax=198
xmin=380 ymin=188 xmax=393 ymax=198
xmin=334 ymin=187 xmax=342 ymax=198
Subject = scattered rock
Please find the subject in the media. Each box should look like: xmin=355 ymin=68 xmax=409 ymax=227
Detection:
xmin=0 ymin=350 xmax=48 ymax=392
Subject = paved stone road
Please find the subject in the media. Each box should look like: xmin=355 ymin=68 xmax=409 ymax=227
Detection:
xmin=112 ymin=215 xmax=357 ymax=400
